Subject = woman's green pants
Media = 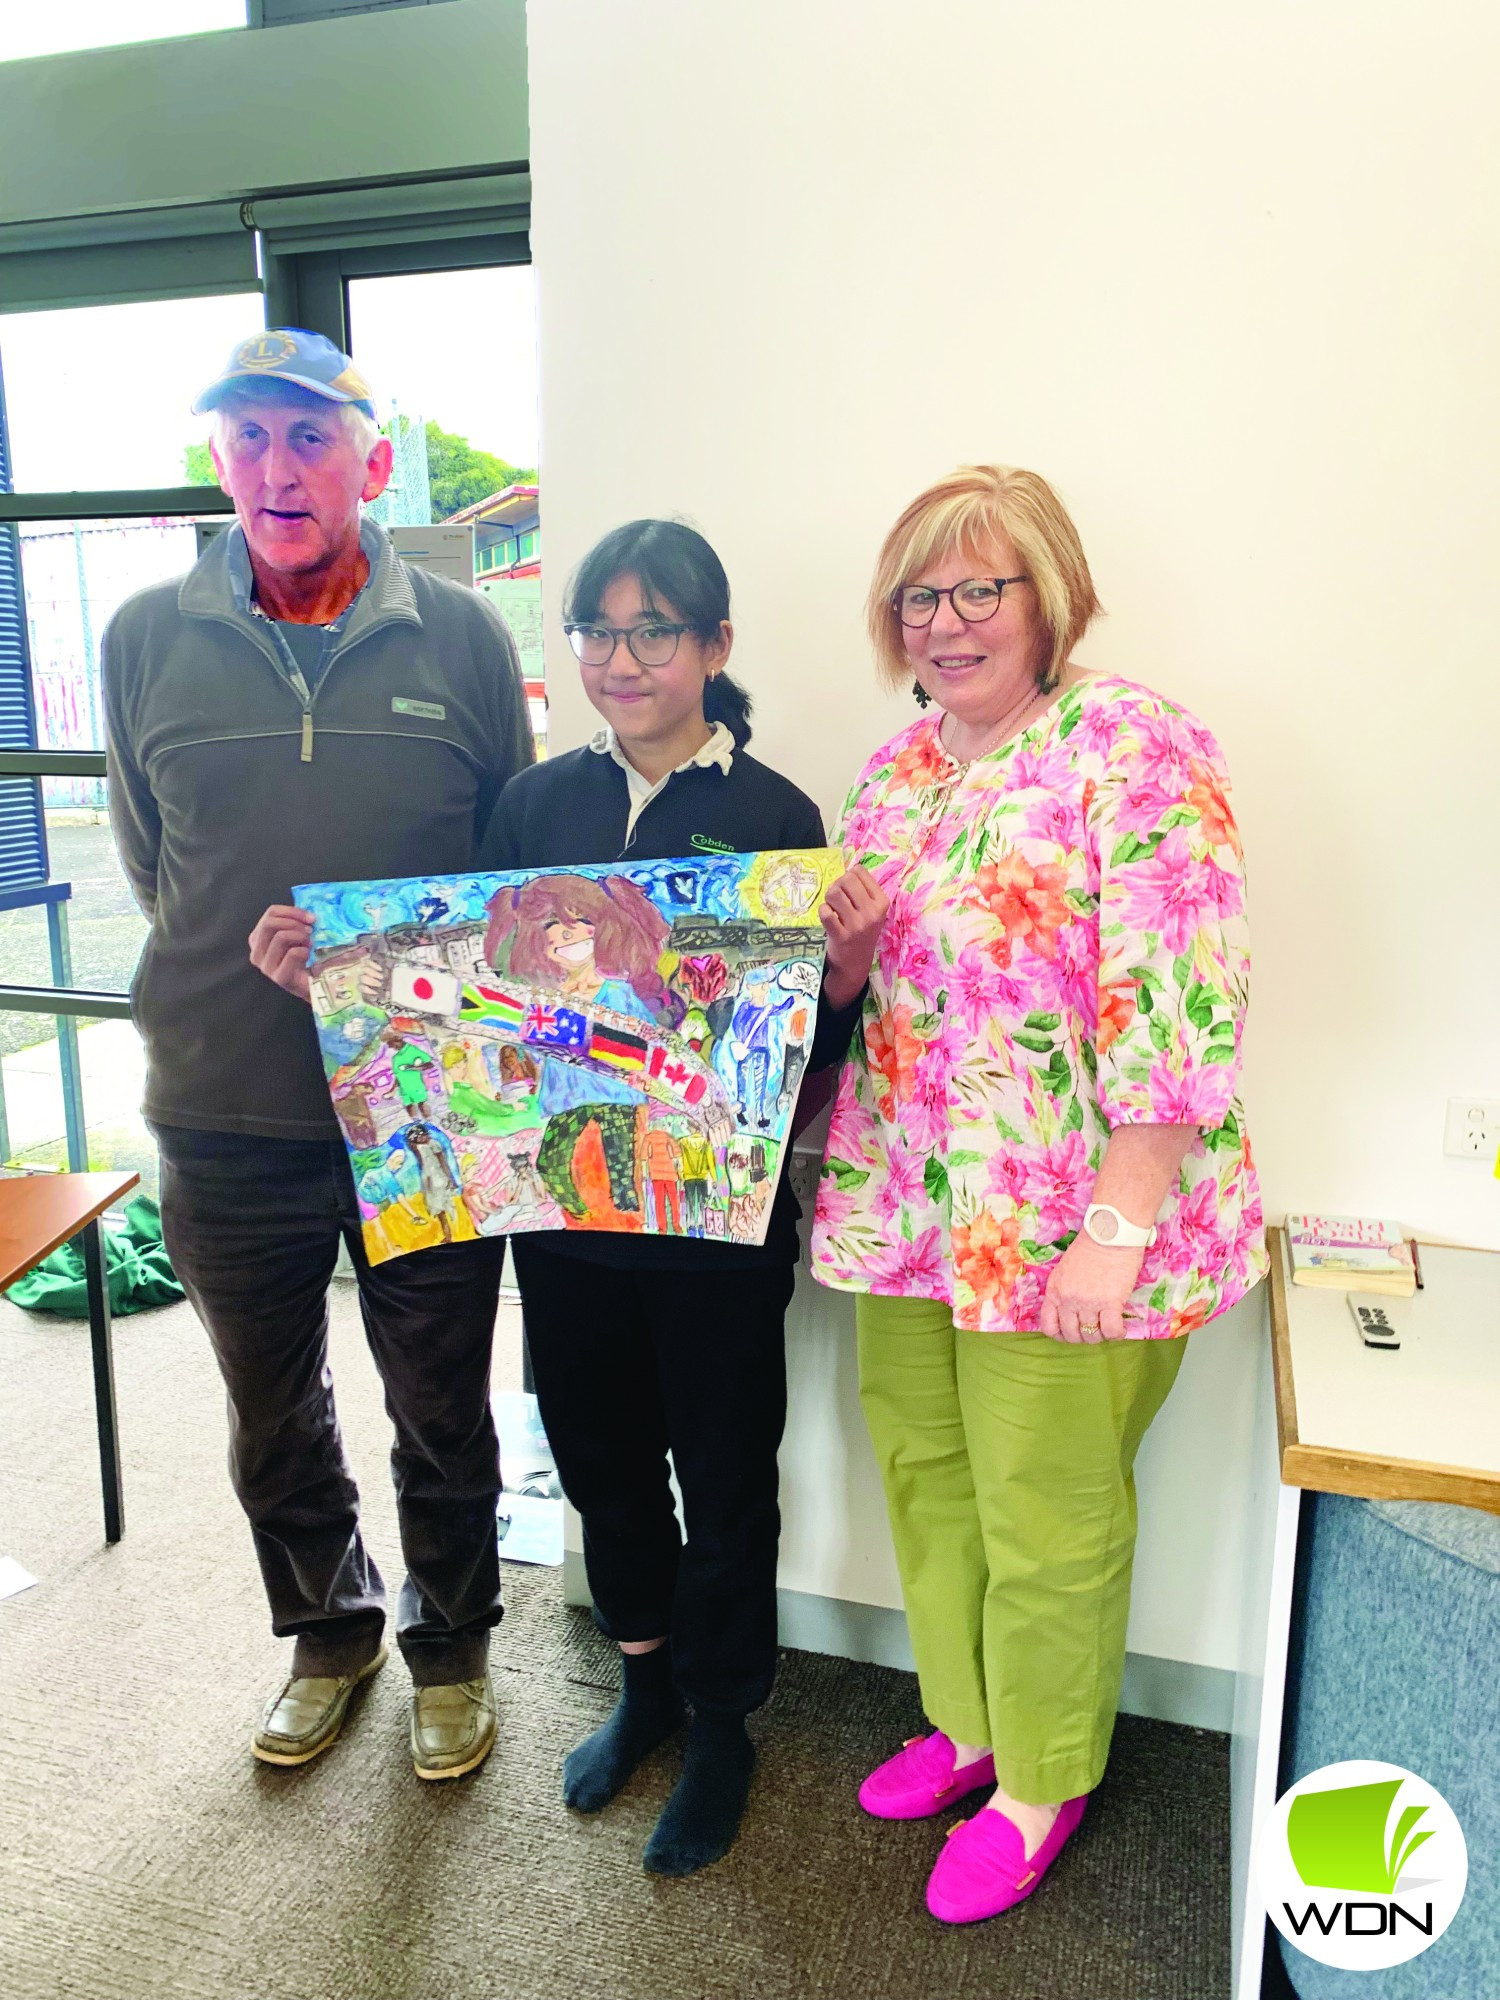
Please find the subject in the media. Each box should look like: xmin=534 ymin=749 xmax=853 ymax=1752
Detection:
xmin=856 ymin=1294 xmax=1187 ymax=1805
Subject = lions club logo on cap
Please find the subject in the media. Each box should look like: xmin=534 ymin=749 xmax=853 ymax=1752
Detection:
xmin=234 ymin=332 xmax=300 ymax=372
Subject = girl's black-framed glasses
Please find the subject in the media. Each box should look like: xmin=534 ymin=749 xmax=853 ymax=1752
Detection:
xmin=894 ymin=576 xmax=1030 ymax=628
xmin=564 ymin=620 xmax=693 ymax=667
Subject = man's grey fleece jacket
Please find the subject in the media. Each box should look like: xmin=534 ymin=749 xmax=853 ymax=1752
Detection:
xmin=102 ymin=520 xmax=535 ymax=1140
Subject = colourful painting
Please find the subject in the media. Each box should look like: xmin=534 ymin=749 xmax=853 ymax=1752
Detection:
xmin=295 ymin=849 xmax=843 ymax=1264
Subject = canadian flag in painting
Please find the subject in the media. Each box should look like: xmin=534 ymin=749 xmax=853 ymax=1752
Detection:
xmin=646 ymin=1044 xmax=708 ymax=1106
xmin=390 ymin=962 xmax=461 ymax=1015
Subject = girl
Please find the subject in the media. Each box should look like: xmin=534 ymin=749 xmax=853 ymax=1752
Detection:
xmin=480 ymin=519 xmax=886 ymax=1875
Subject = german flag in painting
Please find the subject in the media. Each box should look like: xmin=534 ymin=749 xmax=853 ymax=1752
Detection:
xmin=459 ymin=982 xmax=526 ymax=1030
xmin=591 ymin=1024 xmax=648 ymax=1072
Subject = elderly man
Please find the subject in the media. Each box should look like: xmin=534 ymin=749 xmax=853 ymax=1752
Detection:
xmin=102 ymin=329 xmax=534 ymax=1779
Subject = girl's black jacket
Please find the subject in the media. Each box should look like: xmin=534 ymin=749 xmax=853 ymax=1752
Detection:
xmin=476 ymin=742 xmax=862 ymax=1271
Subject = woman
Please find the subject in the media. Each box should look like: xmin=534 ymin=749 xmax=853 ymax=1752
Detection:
xmin=481 ymin=519 xmax=885 ymax=1876
xmin=811 ymin=465 xmax=1265 ymax=1924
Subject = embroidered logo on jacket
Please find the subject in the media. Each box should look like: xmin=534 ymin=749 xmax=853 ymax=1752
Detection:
xmin=392 ymin=697 xmax=446 ymax=721
xmin=689 ymin=833 xmax=735 ymax=854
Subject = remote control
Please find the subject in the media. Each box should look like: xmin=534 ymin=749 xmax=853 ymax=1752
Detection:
xmin=1348 ymin=1295 xmax=1401 ymax=1349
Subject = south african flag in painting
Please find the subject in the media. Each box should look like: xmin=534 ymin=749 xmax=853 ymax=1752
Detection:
xmin=459 ymin=982 xmax=526 ymax=1030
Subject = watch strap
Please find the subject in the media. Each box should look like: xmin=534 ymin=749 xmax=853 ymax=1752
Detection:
xmin=1083 ymin=1202 xmax=1157 ymax=1248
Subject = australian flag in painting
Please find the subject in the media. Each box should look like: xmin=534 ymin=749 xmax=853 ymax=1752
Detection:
xmin=523 ymin=1003 xmax=588 ymax=1050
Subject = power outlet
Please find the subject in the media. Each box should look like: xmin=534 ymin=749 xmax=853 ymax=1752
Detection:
xmin=1443 ymin=1097 xmax=1500 ymax=1162
xmin=788 ymin=1149 xmax=821 ymax=1204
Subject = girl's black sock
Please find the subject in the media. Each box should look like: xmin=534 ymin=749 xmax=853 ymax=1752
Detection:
xmin=563 ymin=1643 xmax=684 ymax=1813
xmin=642 ymin=1710 xmax=755 ymax=1876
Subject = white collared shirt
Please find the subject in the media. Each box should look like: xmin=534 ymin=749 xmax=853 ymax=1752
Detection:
xmin=588 ymin=721 xmax=736 ymax=839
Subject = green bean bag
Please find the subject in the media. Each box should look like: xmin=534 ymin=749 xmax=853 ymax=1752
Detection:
xmin=3 ymin=1193 xmax=183 ymax=1317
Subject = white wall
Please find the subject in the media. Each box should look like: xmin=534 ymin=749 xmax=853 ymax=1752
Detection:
xmin=529 ymin=0 xmax=1500 ymax=1249
xmin=529 ymin=0 xmax=1500 ymax=1677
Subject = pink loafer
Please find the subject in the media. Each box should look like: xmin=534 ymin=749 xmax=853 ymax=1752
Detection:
xmin=858 ymin=1731 xmax=996 ymax=1821
xmin=925 ymin=1794 xmax=1088 ymax=1922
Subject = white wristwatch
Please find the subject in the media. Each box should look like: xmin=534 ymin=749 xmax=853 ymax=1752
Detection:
xmin=1082 ymin=1203 xmax=1157 ymax=1249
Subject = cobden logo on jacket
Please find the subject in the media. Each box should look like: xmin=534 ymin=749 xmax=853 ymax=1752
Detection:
xmin=1262 ymin=1761 xmax=1468 ymax=1972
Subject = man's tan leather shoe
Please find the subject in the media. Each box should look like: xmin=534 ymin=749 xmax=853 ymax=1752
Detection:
xmin=411 ymin=1671 xmax=496 ymax=1780
xmin=252 ymin=1645 xmax=388 ymax=1767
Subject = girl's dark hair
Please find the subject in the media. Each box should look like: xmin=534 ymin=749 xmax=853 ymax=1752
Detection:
xmin=564 ymin=518 xmax=754 ymax=747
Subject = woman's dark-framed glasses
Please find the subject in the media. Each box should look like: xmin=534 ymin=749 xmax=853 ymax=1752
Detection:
xmin=894 ymin=576 xmax=1029 ymax=628
xmin=565 ymin=621 xmax=692 ymax=667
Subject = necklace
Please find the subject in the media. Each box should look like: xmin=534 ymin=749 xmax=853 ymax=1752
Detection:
xmin=937 ymin=684 xmax=1049 ymax=767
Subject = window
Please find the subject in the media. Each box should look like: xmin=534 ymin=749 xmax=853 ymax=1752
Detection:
xmin=0 ymin=295 xmax=246 ymax=1184
xmin=0 ymin=295 xmax=257 ymax=492
xmin=345 ymin=264 xmax=544 ymax=744
xmin=0 ymin=2 xmax=246 ymax=63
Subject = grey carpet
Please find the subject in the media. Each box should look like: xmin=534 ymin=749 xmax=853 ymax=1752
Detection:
xmin=0 ymin=1285 xmax=1229 ymax=2000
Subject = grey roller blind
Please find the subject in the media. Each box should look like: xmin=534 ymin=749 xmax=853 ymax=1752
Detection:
xmin=0 ymin=202 xmax=259 ymax=315
xmin=249 ymin=169 xmax=529 ymax=257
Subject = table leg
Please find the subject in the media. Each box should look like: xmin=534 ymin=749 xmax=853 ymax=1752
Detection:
xmin=81 ymin=1217 xmax=124 ymax=1543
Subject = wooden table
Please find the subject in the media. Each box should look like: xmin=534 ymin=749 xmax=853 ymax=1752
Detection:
xmin=1268 ymin=1226 xmax=1500 ymax=1511
xmin=1232 ymin=1225 xmax=1500 ymax=1999
xmin=0 ymin=1170 xmax=139 ymax=1543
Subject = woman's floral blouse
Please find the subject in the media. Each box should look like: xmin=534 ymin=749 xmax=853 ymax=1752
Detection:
xmin=811 ymin=673 xmax=1266 ymax=1338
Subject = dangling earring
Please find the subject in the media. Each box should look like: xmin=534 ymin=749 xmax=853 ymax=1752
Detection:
xmin=912 ymin=680 xmax=931 ymax=708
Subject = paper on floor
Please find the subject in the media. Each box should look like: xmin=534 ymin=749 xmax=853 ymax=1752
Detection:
xmin=0 ymin=1557 xmax=38 ymax=1600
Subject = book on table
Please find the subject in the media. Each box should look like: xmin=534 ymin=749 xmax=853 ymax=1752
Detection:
xmin=1285 ymin=1213 xmax=1417 ymax=1297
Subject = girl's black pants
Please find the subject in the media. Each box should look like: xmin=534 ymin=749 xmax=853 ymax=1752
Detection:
xmin=511 ymin=1236 xmax=795 ymax=1716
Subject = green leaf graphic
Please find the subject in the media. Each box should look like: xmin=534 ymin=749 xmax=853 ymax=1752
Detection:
xmin=1286 ymin=1780 xmax=1429 ymax=1894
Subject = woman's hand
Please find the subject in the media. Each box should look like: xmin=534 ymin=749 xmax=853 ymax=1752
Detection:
xmin=249 ymin=904 xmax=316 ymax=1004
xmin=820 ymin=867 xmax=889 ymax=1011
xmin=1038 ymin=1234 xmax=1146 ymax=1343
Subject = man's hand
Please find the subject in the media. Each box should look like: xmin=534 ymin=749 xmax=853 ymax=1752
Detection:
xmin=249 ymin=904 xmax=316 ymax=1004
xmin=819 ymin=867 xmax=889 ymax=1011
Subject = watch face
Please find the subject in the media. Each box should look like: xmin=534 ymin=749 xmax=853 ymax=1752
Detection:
xmin=1088 ymin=1207 xmax=1120 ymax=1243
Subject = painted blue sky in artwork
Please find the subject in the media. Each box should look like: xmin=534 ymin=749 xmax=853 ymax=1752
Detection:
xmin=294 ymin=854 xmax=757 ymax=953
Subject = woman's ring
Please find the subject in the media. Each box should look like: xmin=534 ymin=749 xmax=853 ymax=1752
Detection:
xmin=1080 ymin=1319 xmax=1101 ymax=1334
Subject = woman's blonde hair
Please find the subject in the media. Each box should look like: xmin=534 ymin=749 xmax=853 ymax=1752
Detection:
xmin=867 ymin=465 xmax=1102 ymax=694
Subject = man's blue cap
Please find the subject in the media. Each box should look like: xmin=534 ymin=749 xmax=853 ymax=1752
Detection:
xmin=192 ymin=328 xmax=377 ymax=417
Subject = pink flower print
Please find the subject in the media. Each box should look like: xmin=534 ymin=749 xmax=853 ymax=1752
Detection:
xmin=901 ymin=1055 xmax=953 ymax=1154
xmin=825 ymin=1081 xmax=877 ymax=1159
xmin=1008 ymin=738 xmax=1075 ymax=795
xmin=1110 ymin=771 xmax=1182 ymax=839
xmin=1017 ymin=786 xmax=1086 ymax=853
xmin=1146 ymin=1050 xmax=1237 ymax=1128
xmin=1012 ymin=1130 xmax=1091 ymax=1240
xmin=1054 ymin=924 xmax=1098 ymax=1025
xmin=868 ymin=1224 xmax=946 ymax=1292
xmin=873 ymin=1145 xmax=926 ymax=1225
xmin=1066 ymin=698 xmax=1122 ymax=760
xmin=1200 ymin=852 xmax=1244 ymax=922
xmin=1113 ymin=827 xmax=1223 ymax=955
xmin=894 ymin=920 xmax=944 ymax=1002
xmin=813 ymin=1181 xmax=862 ymax=1233
xmin=877 ymin=892 xmax=922 ymax=987
xmin=1157 ymin=1175 xmax=1222 ymax=1277
xmin=1010 ymin=1262 xmax=1048 ymax=1333
xmin=987 ymin=1148 xmax=1031 ymax=1207
xmin=948 ymin=946 xmax=1026 ymax=1032
xmin=1131 ymin=706 xmax=1197 ymax=795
